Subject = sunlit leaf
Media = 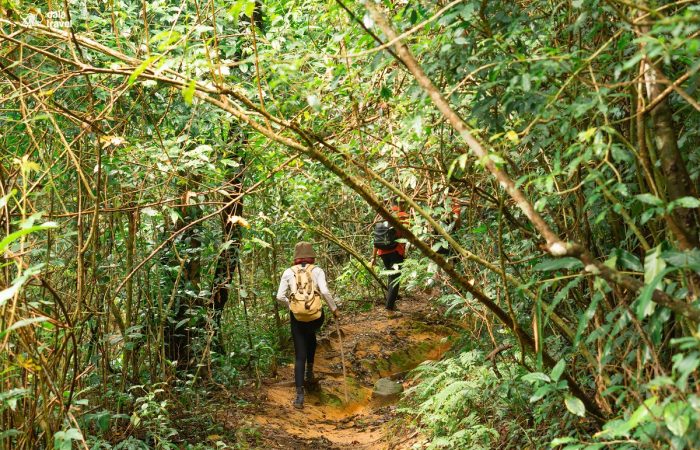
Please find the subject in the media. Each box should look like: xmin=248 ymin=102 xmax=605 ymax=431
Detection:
xmin=182 ymin=79 xmax=196 ymax=106
xmin=564 ymin=395 xmax=585 ymax=417
xmin=128 ymin=55 xmax=159 ymax=86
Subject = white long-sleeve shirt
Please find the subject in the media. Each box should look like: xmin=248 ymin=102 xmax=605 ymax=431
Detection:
xmin=276 ymin=264 xmax=338 ymax=312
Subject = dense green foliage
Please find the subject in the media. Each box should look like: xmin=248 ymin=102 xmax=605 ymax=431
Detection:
xmin=1 ymin=0 xmax=699 ymax=448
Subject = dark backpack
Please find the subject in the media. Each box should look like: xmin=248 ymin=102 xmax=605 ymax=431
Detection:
xmin=373 ymin=221 xmax=398 ymax=250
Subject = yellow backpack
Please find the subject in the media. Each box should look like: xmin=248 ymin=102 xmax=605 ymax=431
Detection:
xmin=290 ymin=264 xmax=323 ymax=322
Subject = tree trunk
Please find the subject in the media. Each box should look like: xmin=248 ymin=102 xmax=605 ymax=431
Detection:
xmin=165 ymin=190 xmax=203 ymax=369
xmin=648 ymin=91 xmax=699 ymax=249
xmin=211 ymin=144 xmax=245 ymax=353
xmin=636 ymin=4 xmax=699 ymax=250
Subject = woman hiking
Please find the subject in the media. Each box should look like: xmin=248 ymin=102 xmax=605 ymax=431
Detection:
xmin=276 ymin=241 xmax=340 ymax=409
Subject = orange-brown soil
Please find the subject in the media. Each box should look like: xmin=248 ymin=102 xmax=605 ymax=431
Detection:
xmin=216 ymin=300 xmax=456 ymax=449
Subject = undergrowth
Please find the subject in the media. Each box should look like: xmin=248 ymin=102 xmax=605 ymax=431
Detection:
xmin=399 ymin=350 xmax=536 ymax=449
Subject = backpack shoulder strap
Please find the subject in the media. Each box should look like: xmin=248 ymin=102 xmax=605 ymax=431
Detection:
xmin=307 ymin=265 xmax=320 ymax=294
xmin=290 ymin=265 xmax=302 ymax=292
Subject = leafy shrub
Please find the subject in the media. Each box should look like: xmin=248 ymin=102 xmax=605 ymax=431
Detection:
xmin=401 ymin=350 xmax=535 ymax=449
xmin=552 ymin=332 xmax=700 ymax=450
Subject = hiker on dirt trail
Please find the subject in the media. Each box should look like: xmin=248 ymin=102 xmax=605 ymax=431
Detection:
xmin=370 ymin=199 xmax=410 ymax=312
xmin=276 ymin=241 xmax=340 ymax=409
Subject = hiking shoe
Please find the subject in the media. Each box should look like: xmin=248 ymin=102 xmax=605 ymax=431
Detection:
xmin=293 ymin=387 xmax=304 ymax=409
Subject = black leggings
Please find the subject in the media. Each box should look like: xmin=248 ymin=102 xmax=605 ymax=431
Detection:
xmin=291 ymin=312 xmax=324 ymax=388
xmin=380 ymin=251 xmax=404 ymax=310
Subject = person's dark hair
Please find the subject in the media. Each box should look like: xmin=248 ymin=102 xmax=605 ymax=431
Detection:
xmin=294 ymin=257 xmax=315 ymax=265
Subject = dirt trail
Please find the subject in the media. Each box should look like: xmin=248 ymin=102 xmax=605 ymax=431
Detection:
xmin=218 ymin=300 xmax=455 ymax=449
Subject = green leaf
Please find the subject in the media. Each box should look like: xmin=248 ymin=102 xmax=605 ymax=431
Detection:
xmin=594 ymin=398 xmax=659 ymax=439
xmin=0 ymin=223 xmax=57 ymax=254
xmin=169 ymin=209 xmax=180 ymax=226
xmin=261 ymin=227 xmax=276 ymax=237
xmin=636 ymin=246 xmax=669 ymax=318
xmin=249 ymin=237 xmax=271 ymax=248
xmin=595 ymin=419 xmax=630 ymax=439
xmin=640 ymin=207 xmax=656 ymax=225
xmin=181 ymin=79 xmax=196 ymax=106
xmin=505 ymin=130 xmax=520 ymax=144
xmin=0 ymin=189 xmax=15 ymax=209
xmin=128 ymin=55 xmax=159 ymax=86
xmin=92 ymin=411 xmax=111 ymax=432
xmin=635 ymin=193 xmax=664 ymax=207
xmin=564 ymin=395 xmax=586 ymax=417
xmin=578 ymin=127 xmax=597 ymax=142
xmin=635 ymin=267 xmax=675 ymax=319
xmin=534 ymin=257 xmax=583 ymax=272
xmin=662 ymin=249 xmax=700 ymax=269
xmin=627 ymin=396 xmax=657 ymax=429
xmin=667 ymin=196 xmax=700 ymax=211
xmin=0 ymin=316 xmax=50 ymax=339
xmin=673 ymin=353 xmax=699 ymax=390
xmin=615 ymin=249 xmax=642 ymax=272
xmin=471 ymin=224 xmax=487 ymax=234
xmin=0 ymin=429 xmax=21 ymax=439
xmin=447 ymin=153 xmax=468 ymax=180
xmin=228 ymin=2 xmax=243 ymax=21
xmin=174 ymin=318 xmax=189 ymax=330
xmin=488 ymin=153 xmax=505 ymax=165
xmin=664 ymin=402 xmax=689 ymax=437
xmin=0 ymin=388 xmax=28 ymax=411
xmin=152 ymin=30 xmax=182 ymax=51
xmin=1 ymin=269 xmax=40 ymax=307
xmin=550 ymin=359 xmax=566 ymax=382
xmin=243 ymin=0 xmax=256 ymax=19
xmin=521 ymin=372 xmax=550 ymax=383
xmin=53 ymin=428 xmax=82 ymax=450
xmin=643 ymin=246 xmax=666 ymax=285
xmin=574 ymin=291 xmax=602 ymax=347
xmin=645 ymin=375 xmax=674 ymax=389
xmin=0 ymin=283 xmax=20 ymax=307
xmin=551 ymin=437 xmax=577 ymax=446
xmin=544 ymin=276 xmax=582 ymax=326
xmin=529 ymin=384 xmax=554 ymax=402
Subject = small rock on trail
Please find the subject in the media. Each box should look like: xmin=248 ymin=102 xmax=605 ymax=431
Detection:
xmin=372 ymin=378 xmax=404 ymax=399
